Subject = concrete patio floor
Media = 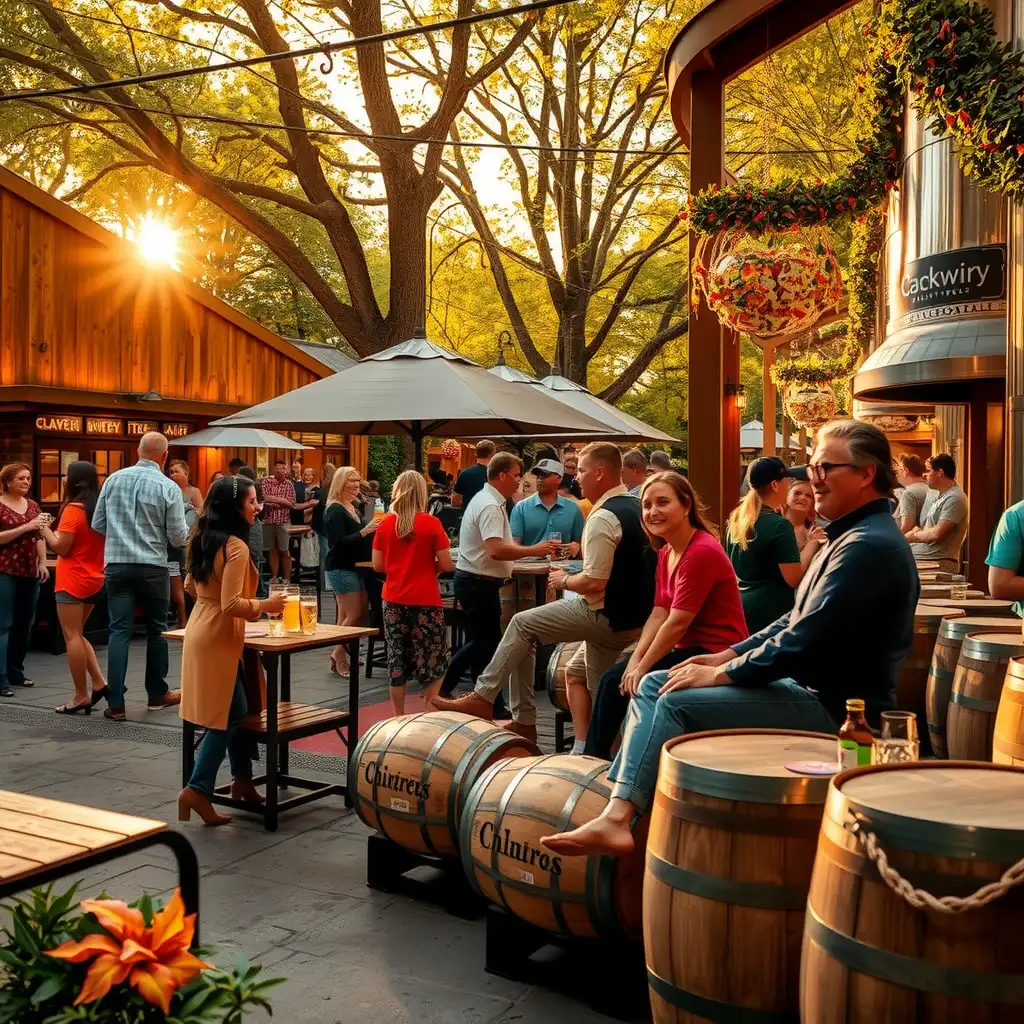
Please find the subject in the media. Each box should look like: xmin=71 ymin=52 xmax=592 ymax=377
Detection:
xmin=1 ymin=623 xmax=624 ymax=1024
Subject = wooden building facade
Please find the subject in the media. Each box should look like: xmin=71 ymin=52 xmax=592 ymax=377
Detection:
xmin=0 ymin=166 xmax=366 ymax=507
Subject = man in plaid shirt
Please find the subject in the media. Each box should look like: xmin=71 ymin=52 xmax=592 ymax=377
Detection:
xmin=92 ymin=432 xmax=188 ymax=721
xmin=260 ymin=459 xmax=296 ymax=580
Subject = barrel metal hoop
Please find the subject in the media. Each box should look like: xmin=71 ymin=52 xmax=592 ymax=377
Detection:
xmin=831 ymin=797 xmax=1024 ymax=861
xmin=421 ymin=717 xmax=475 ymax=854
xmin=993 ymin=735 xmax=1024 ymax=759
xmin=949 ymin=691 xmax=1000 ymax=713
xmin=653 ymin=791 xmax=822 ymax=839
xmin=660 ymin=763 xmax=830 ymax=805
xmin=646 ymin=969 xmax=798 ymax=1024
xmin=926 ymin=666 xmax=955 ymax=684
xmin=646 ymin=851 xmax=808 ymax=911
xmin=804 ymin=906 xmax=1024 ymax=1005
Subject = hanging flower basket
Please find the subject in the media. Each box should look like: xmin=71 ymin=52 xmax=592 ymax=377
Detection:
xmin=785 ymin=383 xmax=838 ymax=430
xmin=440 ymin=439 xmax=462 ymax=462
xmin=692 ymin=230 xmax=844 ymax=338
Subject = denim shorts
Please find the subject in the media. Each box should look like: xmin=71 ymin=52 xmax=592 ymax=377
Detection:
xmin=55 ymin=587 xmax=105 ymax=605
xmin=326 ymin=569 xmax=364 ymax=595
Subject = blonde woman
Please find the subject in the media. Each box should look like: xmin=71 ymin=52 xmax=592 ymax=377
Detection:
xmin=371 ymin=470 xmax=455 ymax=715
xmin=725 ymin=457 xmax=806 ymax=634
xmin=324 ymin=466 xmax=377 ymax=674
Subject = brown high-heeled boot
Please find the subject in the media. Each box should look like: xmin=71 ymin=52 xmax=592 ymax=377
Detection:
xmin=230 ymin=778 xmax=265 ymax=804
xmin=178 ymin=787 xmax=232 ymax=826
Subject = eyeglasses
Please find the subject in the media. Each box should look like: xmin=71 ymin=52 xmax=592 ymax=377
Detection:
xmin=807 ymin=461 xmax=858 ymax=482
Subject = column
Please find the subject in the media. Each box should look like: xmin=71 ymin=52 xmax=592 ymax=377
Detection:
xmin=687 ymin=71 xmax=729 ymax=524
xmin=1009 ymin=0 xmax=1024 ymax=504
xmin=762 ymin=344 xmax=777 ymax=457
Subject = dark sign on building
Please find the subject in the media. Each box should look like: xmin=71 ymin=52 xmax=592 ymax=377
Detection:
xmin=893 ymin=244 xmax=1006 ymax=329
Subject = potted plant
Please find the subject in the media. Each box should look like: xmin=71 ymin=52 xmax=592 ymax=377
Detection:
xmin=0 ymin=885 xmax=282 ymax=1023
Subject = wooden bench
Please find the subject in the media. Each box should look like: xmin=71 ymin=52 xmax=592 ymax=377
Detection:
xmin=0 ymin=790 xmax=200 ymax=938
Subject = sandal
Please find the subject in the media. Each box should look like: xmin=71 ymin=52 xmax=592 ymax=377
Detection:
xmin=90 ymin=686 xmax=109 ymax=707
xmin=55 ymin=700 xmax=92 ymax=715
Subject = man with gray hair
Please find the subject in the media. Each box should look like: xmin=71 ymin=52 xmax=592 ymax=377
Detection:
xmin=649 ymin=450 xmax=673 ymax=472
xmin=93 ymin=431 xmax=188 ymax=721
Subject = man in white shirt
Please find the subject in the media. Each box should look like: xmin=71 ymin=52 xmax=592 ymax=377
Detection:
xmin=434 ymin=443 xmax=656 ymax=744
xmin=439 ymin=453 xmax=559 ymax=705
xmin=906 ymin=453 xmax=968 ymax=571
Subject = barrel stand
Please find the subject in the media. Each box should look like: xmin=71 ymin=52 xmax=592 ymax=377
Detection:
xmin=484 ymin=906 xmax=647 ymax=1021
xmin=365 ymin=833 xmax=485 ymax=920
xmin=554 ymin=711 xmax=574 ymax=753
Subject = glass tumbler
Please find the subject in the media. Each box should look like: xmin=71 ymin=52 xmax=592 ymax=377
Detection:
xmin=872 ymin=710 xmax=919 ymax=764
xmin=300 ymin=585 xmax=318 ymax=635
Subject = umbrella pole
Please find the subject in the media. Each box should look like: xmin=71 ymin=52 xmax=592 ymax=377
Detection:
xmin=412 ymin=424 xmax=422 ymax=469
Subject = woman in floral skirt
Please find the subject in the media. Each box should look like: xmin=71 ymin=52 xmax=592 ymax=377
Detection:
xmin=371 ymin=470 xmax=455 ymax=715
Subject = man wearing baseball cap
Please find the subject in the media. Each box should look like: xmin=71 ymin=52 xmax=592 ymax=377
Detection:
xmin=725 ymin=456 xmax=812 ymax=634
xmin=509 ymin=459 xmax=584 ymax=552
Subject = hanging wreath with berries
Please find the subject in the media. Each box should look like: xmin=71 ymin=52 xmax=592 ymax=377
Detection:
xmin=440 ymin=439 xmax=462 ymax=462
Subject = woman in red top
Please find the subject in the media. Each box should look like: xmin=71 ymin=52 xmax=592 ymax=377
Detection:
xmin=583 ymin=471 xmax=748 ymax=758
xmin=372 ymin=470 xmax=455 ymax=715
xmin=39 ymin=461 xmax=108 ymax=714
xmin=0 ymin=463 xmax=48 ymax=698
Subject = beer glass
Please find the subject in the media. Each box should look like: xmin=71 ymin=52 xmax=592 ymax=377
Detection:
xmin=267 ymin=580 xmax=287 ymax=637
xmin=950 ymin=574 xmax=968 ymax=600
xmin=300 ymin=585 xmax=318 ymax=635
xmin=546 ymin=530 xmax=563 ymax=563
xmin=282 ymin=584 xmax=301 ymax=633
xmin=872 ymin=711 xmax=919 ymax=764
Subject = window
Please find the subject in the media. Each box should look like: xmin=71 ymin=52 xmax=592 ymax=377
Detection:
xmin=90 ymin=449 xmax=125 ymax=485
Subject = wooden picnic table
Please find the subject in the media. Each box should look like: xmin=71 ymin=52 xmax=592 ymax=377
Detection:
xmin=0 ymin=790 xmax=201 ymax=938
xmin=165 ymin=623 xmax=377 ymax=832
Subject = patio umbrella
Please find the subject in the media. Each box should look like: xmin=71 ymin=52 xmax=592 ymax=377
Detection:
xmin=211 ymin=331 xmax=610 ymax=464
xmin=533 ymin=374 xmax=679 ymax=443
xmin=487 ymin=351 xmax=541 ymax=384
xmin=169 ymin=426 xmax=308 ymax=449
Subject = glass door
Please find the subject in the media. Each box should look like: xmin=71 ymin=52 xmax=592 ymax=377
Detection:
xmin=89 ymin=448 xmax=127 ymax=485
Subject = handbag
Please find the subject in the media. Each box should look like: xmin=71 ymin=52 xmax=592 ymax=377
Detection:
xmin=299 ymin=531 xmax=320 ymax=567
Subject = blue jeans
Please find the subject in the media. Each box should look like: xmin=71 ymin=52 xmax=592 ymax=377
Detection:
xmin=187 ymin=672 xmax=253 ymax=797
xmin=105 ymin=563 xmax=170 ymax=709
xmin=0 ymin=574 xmax=39 ymax=689
xmin=609 ymin=675 xmax=837 ymax=811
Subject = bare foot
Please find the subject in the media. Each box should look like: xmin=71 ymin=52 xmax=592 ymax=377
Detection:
xmin=541 ymin=815 xmax=635 ymax=858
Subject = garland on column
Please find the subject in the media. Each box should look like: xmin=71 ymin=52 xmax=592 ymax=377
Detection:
xmin=688 ymin=0 xmax=1024 ymax=387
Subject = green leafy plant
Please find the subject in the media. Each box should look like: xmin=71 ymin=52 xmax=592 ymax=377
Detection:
xmin=0 ymin=885 xmax=282 ymax=1024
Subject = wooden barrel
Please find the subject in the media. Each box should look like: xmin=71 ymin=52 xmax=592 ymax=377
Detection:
xmin=920 ymin=596 xmax=1015 ymax=616
xmin=915 ymin=559 xmax=940 ymax=570
xmin=900 ymin=605 xmax=964 ymax=754
xmin=919 ymin=584 xmax=984 ymax=600
xmin=645 ymin=730 xmax=835 ymax=1023
xmin=926 ymin=617 xmax=1014 ymax=758
xmin=352 ymin=712 xmax=539 ymax=858
xmin=546 ymin=640 xmax=583 ymax=712
xmin=801 ymin=762 xmax=1024 ymax=1022
xmin=947 ymin=632 xmax=1024 ymax=762
xmin=993 ymin=658 xmax=1024 ymax=765
xmin=500 ymin=577 xmax=537 ymax=632
xmin=460 ymin=754 xmax=646 ymax=940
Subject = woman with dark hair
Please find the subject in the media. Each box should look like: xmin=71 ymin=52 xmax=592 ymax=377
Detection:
xmin=582 ymin=471 xmax=748 ymax=757
xmin=39 ymin=462 xmax=108 ymax=713
xmin=177 ymin=476 xmax=285 ymax=825
xmin=0 ymin=463 xmax=48 ymax=697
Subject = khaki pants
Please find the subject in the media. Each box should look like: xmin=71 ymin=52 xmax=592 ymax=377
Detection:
xmin=473 ymin=598 xmax=641 ymax=726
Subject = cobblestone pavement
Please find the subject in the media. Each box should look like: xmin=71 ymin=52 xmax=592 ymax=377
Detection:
xmin=1 ymin=617 xmax=630 ymax=1024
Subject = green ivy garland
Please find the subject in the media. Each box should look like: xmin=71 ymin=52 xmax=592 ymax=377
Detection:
xmin=688 ymin=0 xmax=1024 ymax=387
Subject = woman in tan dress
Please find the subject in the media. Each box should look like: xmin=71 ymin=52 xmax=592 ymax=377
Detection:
xmin=178 ymin=476 xmax=284 ymax=825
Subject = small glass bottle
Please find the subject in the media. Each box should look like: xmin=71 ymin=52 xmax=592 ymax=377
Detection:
xmin=837 ymin=699 xmax=873 ymax=770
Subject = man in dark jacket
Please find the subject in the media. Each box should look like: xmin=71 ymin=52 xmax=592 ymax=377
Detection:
xmin=543 ymin=419 xmax=919 ymax=858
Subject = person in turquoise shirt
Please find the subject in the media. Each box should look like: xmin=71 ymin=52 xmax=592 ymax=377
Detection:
xmin=510 ymin=459 xmax=584 ymax=551
xmin=986 ymin=499 xmax=1024 ymax=617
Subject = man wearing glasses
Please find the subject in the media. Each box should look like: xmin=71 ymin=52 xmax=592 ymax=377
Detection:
xmin=544 ymin=419 xmax=919 ymax=860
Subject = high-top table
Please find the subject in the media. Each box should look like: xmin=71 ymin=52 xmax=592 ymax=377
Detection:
xmin=166 ymin=623 xmax=377 ymax=831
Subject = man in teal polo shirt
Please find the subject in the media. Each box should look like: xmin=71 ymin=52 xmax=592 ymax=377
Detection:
xmin=510 ymin=458 xmax=584 ymax=551
xmin=986 ymin=499 xmax=1024 ymax=617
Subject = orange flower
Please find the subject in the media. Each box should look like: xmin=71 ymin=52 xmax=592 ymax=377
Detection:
xmin=46 ymin=890 xmax=209 ymax=1014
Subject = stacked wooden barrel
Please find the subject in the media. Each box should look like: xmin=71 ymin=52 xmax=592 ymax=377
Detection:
xmin=351 ymin=712 xmax=539 ymax=858
xmin=460 ymin=754 xmax=647 ymax=940
xmin=920 ymin=596 xmax=1016 ymax=617
xmin=994 ymin=658 xmax=1024 ymax=765
xmin=546 ymin=640 xmax=583 ymax=713
xmin=946 ymin=632 xmax=1024 ymax=761
xmin=802 ymin=762 xmax=1024 ymax=1021
xmin=900 ymin=605 xmax=964 ymax=753
xmin=926 ymin=617 xmax=1015 ymax=758
xmin=644 ymin=729 xmax=836 ymax=1022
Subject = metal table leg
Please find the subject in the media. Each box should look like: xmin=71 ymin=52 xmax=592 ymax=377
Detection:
xmin=264 ymin=654 xmax=279 ymax=832
xmin=279 ymin=654 xmax=291 ymax=782
xmin=345 ymin=638 xmax=361 ymax=808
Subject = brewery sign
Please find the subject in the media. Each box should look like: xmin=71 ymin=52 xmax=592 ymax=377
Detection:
xmin=127 ymin=420 xmax=159 ymax=437
xmin=86 ymin=417 xmax=124 ymax=436
xmin=35 ymin=414 xmax=83 ymax=434
xmin=162 ymin=422 xmax=191 ymax=439
xmin=894 ymin=244 xmax=1006 ymax=329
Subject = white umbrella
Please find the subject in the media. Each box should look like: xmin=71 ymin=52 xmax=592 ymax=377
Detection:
xmin=170 ymin=426 xmax=308 ymax=450
xmin=212 ymin=331 xmax=610 ymax=464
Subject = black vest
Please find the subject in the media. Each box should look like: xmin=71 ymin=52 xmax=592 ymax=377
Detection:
xmin=599 ymin=494 xmax=656 ymax=632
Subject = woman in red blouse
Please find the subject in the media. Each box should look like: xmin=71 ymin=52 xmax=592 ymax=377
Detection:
xmin=0 ymin=463 xmax=49 ymax=697
xmin=39 ymin=461 xmax=108 ymax=714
